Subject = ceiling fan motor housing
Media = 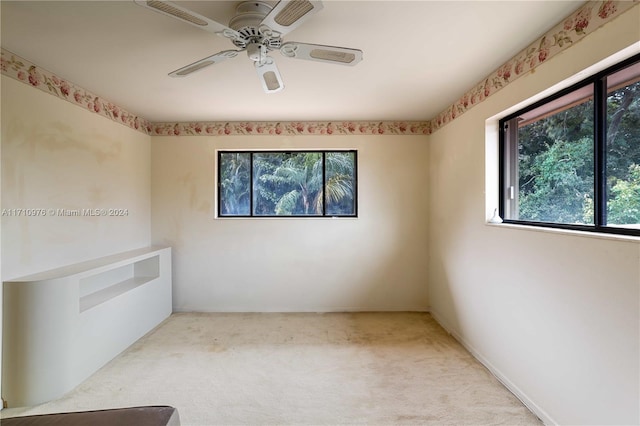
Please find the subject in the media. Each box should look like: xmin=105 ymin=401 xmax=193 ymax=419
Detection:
xmin=229 ymin=2 xmax=281 ymax=50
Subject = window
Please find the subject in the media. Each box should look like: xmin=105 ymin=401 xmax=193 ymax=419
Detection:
xmin=500 ymin=54 xmax=640 ymax=236
xmin=218 ymin=150 xmax=357 ymax=217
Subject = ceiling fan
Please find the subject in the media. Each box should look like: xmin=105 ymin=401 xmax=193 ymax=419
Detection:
xmin=134 ymin=0 xmax=364 ymax=93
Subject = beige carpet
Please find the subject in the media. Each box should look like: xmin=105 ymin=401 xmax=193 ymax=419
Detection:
xmin=1 ymin=312 xmax=540 ymax=425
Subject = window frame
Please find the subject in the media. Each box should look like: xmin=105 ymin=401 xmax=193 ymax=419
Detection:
xmin=499 ymin=53 xmax=640 ymax=237
xmin=216 ymin=149 xmax=358 ymax=218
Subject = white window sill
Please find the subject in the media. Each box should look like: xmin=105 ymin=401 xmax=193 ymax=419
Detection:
xmin=486 ymin=222 xmax=640 ymax=243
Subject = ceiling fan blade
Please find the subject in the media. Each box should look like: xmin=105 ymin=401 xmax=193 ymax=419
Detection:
xmin=134 ymin=0 xmax=241 ymax=41
xmin=169 ymin=50 xmax=241 ymax=77
xmin=260 ymin=0 xmax=323 ymax=36
xmin=255 ymin=58 xmax=284 ymax=93
xmin=280 ymin=42 xmax=363 ymax=66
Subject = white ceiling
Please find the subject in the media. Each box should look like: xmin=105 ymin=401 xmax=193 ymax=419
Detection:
xmin=1 ymin=0 xmax=585 ymax=123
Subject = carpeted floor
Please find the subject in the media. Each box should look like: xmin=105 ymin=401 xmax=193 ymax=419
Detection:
xmin=1 ymin=312 xmax=541 ymax=425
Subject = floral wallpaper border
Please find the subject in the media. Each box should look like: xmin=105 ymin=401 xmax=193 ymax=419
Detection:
xmin=150 ymin=121 xmax=430 ymax=136
xmin=429 ymin=0 xmax=639 ymax=132
xmin=1 ymin=0 xmax=637 ymax=137
xmin=1 ymin=50 xmax=153 ymax=135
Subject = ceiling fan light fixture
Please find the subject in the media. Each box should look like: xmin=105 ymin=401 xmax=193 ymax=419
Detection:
xmin=247 ymin=43 xmax=266 ymax=62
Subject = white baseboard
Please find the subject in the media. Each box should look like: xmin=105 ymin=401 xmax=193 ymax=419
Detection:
xmin=429 ymin=309 xmax=556 ymax=426
xmin=172 ymin=307 xmax=430 ymax=313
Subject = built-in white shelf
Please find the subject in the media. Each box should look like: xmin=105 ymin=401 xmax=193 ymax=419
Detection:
xmin=2 ymin=246 xmax=172 ymax=408
xmin=78 ymin=255 xmax=160 ymax=312
xmin=80 ymin=275 xmax=156 ymax=312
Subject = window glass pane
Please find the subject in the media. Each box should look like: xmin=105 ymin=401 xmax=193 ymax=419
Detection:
xmin=253 ymin=152 xmax=323 ymax=216
xmin=219 ymin=152 xmax=251 ymax=216
xmin=325 ymin=152 xmax=356 ymax=216
xmin=606 ymin=61 xmax=640 ymax=228
xmin=516 ymin=84 xmax=595 ymax=224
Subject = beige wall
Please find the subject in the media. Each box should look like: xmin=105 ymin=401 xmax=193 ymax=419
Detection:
xmin=2 ymin=3 xmax=638 ymax=422
xmin=1 ymin=76 xmax=152 ymax=279
xmin=0 ymin=3 xmax=3 ymax=400
xmin=151 ymin=135 xmax=429 ymax=312
xmin=427 ymin=9 xmax=640 ymax=425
